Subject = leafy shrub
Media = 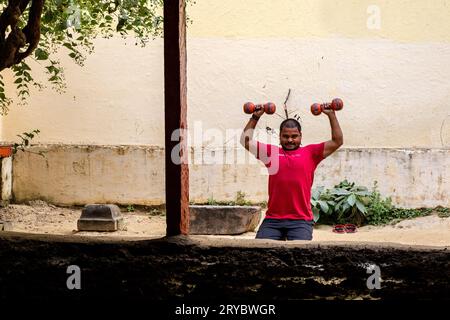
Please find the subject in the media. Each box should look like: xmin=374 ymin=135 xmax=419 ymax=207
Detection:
xmin=312 ymin=180 xmax=447 ymax=226
xmin=312 ymin=180 xmax=371 ymax=226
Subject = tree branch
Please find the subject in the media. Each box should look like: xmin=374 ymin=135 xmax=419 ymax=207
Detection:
xmin=0 ymin=0 xmax=43 ymax=72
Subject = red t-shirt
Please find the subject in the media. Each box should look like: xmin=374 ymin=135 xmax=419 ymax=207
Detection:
xmin=254 ymin=141 xmax=325 ymax=220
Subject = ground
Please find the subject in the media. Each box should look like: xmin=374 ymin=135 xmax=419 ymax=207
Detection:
xmin=1 ymin=200 xmax=449 ymax=246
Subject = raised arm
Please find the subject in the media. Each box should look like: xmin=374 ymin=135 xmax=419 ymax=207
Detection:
xmin=322 ymin=109 xmax=344 ymax=158
xmin=240 ymin=107 xmax=265 ymax=151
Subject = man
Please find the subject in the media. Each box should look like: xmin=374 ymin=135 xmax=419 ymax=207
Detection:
xmin=240 ymin=105 xmax=343 ymax=240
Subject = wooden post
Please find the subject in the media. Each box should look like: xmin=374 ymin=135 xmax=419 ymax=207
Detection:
xmin=164 ymin=0 xmax=189 ymax=236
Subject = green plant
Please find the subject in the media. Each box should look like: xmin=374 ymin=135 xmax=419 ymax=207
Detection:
xmin=126 ymin=204 xmax=135 ymax=212
xmin=436 ymin=206 xmax=450 ymax=218
xmin=12 ymin=129 xmax=45 ymax=157
xmin=365 ymin=181 xmax=394 ymax=225
xmin=206 ymin=196 xmax=217 ymax=206
xmin=312 ymin=180 xmax=448 ymax=226
xmin=312 ymin=180 xmax=372 ymax=226
xmin=148 ymin=208 xmax=164 ymax=216
xmin=311 ymin=186 xmax=335 ymax=224
xmin=235 ymin=191 xmax=252 ymax=206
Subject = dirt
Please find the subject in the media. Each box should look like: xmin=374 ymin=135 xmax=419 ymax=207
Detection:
xmin=1 ymin=200 xmax=449 ymax=246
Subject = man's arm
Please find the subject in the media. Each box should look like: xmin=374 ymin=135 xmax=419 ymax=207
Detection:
xmin=322 ymin=110 xmax=344 ymax=158
xmin=240 ymin=108 xmax=265 ymax=151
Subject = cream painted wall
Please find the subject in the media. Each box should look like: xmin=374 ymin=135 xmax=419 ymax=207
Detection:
xmin=1 ymin=0 xmax=450 ymax=206
xmin=187 ymin=0 xmax=450 ymax=42
xmin=1 ymin=0 xmax=450 ymax=148
xmin=1 ymin=38 xmax=165 ymax=146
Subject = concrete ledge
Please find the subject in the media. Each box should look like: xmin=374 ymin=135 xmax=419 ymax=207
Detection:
xmin=189 ymin=205 xmax=261 ymax=235
xmin=0 ymin=232 xmax=448 ymax=300
xmin=11 ymin=144 xmax=450 ymax=208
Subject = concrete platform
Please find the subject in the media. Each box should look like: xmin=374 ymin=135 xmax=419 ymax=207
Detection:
xmin=77 ymin=204 xmax=124 ymax=232
xmin=189 ymin=205 xmax=261 ymax=235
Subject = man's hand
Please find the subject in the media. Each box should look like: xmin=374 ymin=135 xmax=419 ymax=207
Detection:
xmin=253 ymin=106 xmax=265 ymax=119
xmin=321 ymin=105 xmax=335 ymax=116
xmin=241 ymin=106 xmax=264 ymax=151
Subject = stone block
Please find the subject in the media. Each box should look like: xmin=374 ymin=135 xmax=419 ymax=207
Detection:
xmin=77 ymin=204 xmax=124 ymax=232
xmin=189 ymin=205 xmax=261 ymax=235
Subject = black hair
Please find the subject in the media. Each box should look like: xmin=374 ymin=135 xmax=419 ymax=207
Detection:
xmin=279 ymin=118 xmax=302 ymax=133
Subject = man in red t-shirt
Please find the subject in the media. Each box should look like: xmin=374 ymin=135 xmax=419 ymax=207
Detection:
xmin=240 ymin=106 xmax=343 ymax=240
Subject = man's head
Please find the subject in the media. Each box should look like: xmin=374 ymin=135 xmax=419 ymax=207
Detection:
xmin=279 ymin=118 xmax=302 ymax=151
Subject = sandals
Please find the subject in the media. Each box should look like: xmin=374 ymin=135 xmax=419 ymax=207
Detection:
xmin=332 ymin=224 xmax=357 ymax=233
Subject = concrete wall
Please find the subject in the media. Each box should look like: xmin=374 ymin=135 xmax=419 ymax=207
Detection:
xmin=2 ymin=0 xmax=450 ymax=206
xmin=12 ymin=145 xmax=449 ymax=208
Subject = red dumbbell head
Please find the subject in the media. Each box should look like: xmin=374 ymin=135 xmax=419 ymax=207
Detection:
xmin=264 ymin=102 xmax=276 ymax=114
xmin=331 ymin=98 xmax=343 ymax=111
xmin=243 ymin=102 xmax=255 ymax=114
xmin=311 ymin=103 xmax=322 ymax=116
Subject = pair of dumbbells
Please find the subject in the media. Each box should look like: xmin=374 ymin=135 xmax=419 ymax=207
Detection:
xmin=243 ymin=98 xmax=343 ymax=115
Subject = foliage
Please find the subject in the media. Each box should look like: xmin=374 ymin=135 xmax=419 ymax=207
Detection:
xmin=435 ymin=206 xmax=450 ymax=218
xmin=199 ymin=191 xmax=257 ymax=207
xmin=147 ymin=207 xmax=164 ymax=216
xmin=235 ymin=190 xmax=253 ymax=206
xmin=311 ymin=180 xmax=371 ymax=226
xmin=0 ymin=0 xmax=184 ymax=114
xmin=12 ymin=129 xmax=44 ymax=156
xmin=312 ymin=180 xmax=448 ymax=226
xmin=126 ymin=204 xmax=134 ymax=212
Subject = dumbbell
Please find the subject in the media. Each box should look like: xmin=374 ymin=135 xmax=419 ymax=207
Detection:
xmin=311 ymin=98 xmax=344 ymax=116
xmin=243 ymin=102 xmax=276 ymax=115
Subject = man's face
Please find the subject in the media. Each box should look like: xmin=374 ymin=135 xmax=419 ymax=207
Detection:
xmin=280 ymin=127 xmax=302 ymax=150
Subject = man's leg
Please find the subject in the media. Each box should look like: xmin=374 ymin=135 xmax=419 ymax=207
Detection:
xmin=255 ymin=219 xmax=285 ymax=240
xmin=285 ymin=220 xmax=313 ymax=240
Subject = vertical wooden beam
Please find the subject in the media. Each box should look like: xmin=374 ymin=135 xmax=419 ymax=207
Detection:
xmin=164 ymin=0 xmax=189 ymax=236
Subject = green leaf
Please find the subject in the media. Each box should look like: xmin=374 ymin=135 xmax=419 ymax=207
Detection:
xmin=63 ymin=42 xmax=74 ymax=50
xmin=318 ymin=200 xmax=329 ymax=213
xmin=342 ymin=202 xmax=350 ymax=213
xmin=356 ymin=200 xmax=367 ymax=214
xmin=35 ymin=48 xmax=49 ymax=60
xmin=355 ymin=191 xmax=372 ymax=196
xmin=347 ymin=194 xmax=356 ymax=206
xmin=313 ymin=211 xmax=320 ymax=223
xmin=332 ymin=188 xmax=351 ymax=196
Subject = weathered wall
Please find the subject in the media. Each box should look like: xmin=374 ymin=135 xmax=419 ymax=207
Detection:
xmin=12 ymin=145 xmax=449 ymax=208
xmin=2 ymin=0 xmax=450 ymax=207
xmin=1 ymin=0 xmax=450 ymax=148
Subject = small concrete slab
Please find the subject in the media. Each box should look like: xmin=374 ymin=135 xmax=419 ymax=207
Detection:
xmin=77 ymin=204 xmax=124 ymax=232
xmin=189 ymin=205 xmax=261 ymax=235
xmin=0 ymin=220 xmax=13 ymax=231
